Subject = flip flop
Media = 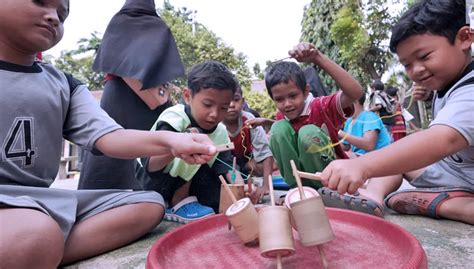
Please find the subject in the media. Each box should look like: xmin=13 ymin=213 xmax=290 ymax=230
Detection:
xmin=318 ymin=187 xmax=384 ymax=217
xmin=384 ymin=187 xmax=474 ymax=219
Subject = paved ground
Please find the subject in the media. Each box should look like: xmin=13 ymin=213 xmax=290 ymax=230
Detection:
xmin=54 ymin=178 xmax=473 ymax=269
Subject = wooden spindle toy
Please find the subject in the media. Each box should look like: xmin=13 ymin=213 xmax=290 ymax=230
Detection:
xmin=284 ymin=186 xmax=320 ymax=230
xmin=289 ymin=160 xmax=332 ymax=269
xmin=220 ymin=176 xmax=259 ymax=244
xmin=215 ymin=142 xmax=235 ymax=152
xmin=219 ymin=169 xmax=245 ymax=213
xmin=290 ymin=160 xmax=306 ymax=199
xmin=232 ymin=157 xmax=237 ymax=177
xmin=297 ymin=171 xmax=323 ymax=182
xmin=259 ymin=175 xmax=295 ymax=268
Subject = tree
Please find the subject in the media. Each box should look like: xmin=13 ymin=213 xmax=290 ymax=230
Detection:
xmin=51 ymin=2 xmax=252 ymax=92
xmin=253 ymin=63 xmax=264 ymax=80
xmin=301 ymin=0 xmax=345 ymax=92
xmin=243 ymin=89 xmax=276 ymax=120
xmin=159 ymin=1 xmax=252 ymax=90
xmin=53 ymin=32 xmax=104 ymax=90
xmin=301 ymin=0 xmax=399 ymax=91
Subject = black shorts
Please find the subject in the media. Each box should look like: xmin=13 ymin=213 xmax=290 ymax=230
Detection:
xmin=136 ymin=164 xmax=222 ymax=212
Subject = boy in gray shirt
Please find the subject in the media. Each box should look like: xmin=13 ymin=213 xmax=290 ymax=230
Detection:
xmin=0 ymin=0 xmax=218 ymax=268
xmin=319 ymin=0 xmax=474 ymax=224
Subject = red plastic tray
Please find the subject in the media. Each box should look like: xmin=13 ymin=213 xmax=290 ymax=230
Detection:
xmin=147 ymin=208 xmax=427 ymax=269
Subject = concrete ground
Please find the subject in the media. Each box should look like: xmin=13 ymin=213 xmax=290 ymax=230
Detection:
xmin=54 ymin=178 xmax=473 ymax=269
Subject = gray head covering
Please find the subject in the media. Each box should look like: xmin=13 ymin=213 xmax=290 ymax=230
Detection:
xmin=93 ymin=0 xmax=185 ymax=89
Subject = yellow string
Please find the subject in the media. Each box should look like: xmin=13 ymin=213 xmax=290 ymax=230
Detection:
xmin=239 ymin=124 xmax=253 ymax=180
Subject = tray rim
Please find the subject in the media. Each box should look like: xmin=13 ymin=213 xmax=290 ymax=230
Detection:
xmin=146 ymin=207 xmax=427 ymax=269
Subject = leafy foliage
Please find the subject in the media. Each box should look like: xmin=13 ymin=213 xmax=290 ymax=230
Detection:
xmin=302 ymin=0 xmax=400 ymax=90
xmin=159 ymin=2 xmax=252 ymax=89
xmin=301 ymin=0 xmax=345 ymax=92
xmin=53 ymin=32 xmax=103 ymax=90
xmin=253 ymin=63 xmax=264 ymax=80
xmin=243 ymin=89 xmax=276 ymax=120
xmin=50 ymin=2 xmax=252 ymax=92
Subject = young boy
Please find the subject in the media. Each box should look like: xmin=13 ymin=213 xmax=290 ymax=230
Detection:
xmin=320 ymin=0 xmax=474 ymax=224
xmin=138 ymin=60 xmax=238 ymax=223
xmin=223 ymin=83 xmax=274 ymax=203
xmin=0 ymin=1 xmax=217 ymax=268
xmin=256 ymin=42 xmax=363 ymax=190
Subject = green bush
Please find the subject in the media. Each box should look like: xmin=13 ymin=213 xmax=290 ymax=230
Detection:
xmin=243 ymin=89 xmax=276 ymax=120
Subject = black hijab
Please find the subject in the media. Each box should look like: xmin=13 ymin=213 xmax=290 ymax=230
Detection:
xmin=93 ymin=0 xmax=185 ymax=89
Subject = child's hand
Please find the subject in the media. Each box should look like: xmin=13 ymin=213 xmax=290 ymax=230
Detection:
xmin=320 ymin=159 xmax=369 ymax=194
xmin=337 ymin=130 xmax=346 ymax=139
xmin=288 ymin=42 xmax=320 ymax=64
xmin=248 ymin=185 xmax=268 ymax=204
xmin=245 ymin=118 xmax=273 ymax=128
xmin=170 ymin=133 xmax=216 ymax=164
xmin=412 ymin=84 xmax=431 ymax=101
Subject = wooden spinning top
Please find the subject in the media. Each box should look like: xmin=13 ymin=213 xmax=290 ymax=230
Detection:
xmin=258 ymin=206 xmax=295 ymax=258
xmin=219 ymin=176 xmax=258 ymax=244
xmin=284 ymin=186 xmax=319 ymax=207
xmin=219 ymin=183 xmax=245 ymax=213
xmin=289 ymin=160 xmax=332 ymax=268
xmin=258 ymin=175 xmax=295 ymax=268
xmin=284 ymin=186 xmax=319 ymax=230
xmin=290 ymin=194 xmax=334 ymax=246
xmin=226 ymin=197 xmax=259 ymax=243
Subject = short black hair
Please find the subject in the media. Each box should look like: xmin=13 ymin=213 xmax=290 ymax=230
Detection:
xmin=264 ymin=61 xmax=306 ymax=99
xmin=389 ymin=0 xmax=466 ymax=53
xmin=371 ymin=79 xmax=385 ymax=91
xmin=187 ymin=60 xmax=237 ymax=95
xmin=385 ymin=86 xmax=399 ymax=97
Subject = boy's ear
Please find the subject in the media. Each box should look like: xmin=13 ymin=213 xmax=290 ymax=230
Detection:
xmin=457 ymin=26 xmax=473 ymax=50
xmin=182 ymin=88 xmax=192 ymax=105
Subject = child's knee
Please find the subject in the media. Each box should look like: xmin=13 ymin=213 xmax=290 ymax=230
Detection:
xmin=297 ymin=125 xmax=335 ymax=161
xmin=0 ymin=209 xmax=64 ymax=268
xmin=142 ymin=202 xmax=165 ymax=225
xmin=125 ymin=202 xmax=165 ymax=229
xmin=298 ymin=125 xmax=330 ymax=144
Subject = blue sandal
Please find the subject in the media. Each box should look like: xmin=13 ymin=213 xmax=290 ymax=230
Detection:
xmin=165 ymin=196 xmax=215 ymax=224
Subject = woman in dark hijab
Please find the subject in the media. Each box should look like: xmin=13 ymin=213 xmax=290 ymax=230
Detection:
xmin=79 ymin=0 xmax=185 ymax=190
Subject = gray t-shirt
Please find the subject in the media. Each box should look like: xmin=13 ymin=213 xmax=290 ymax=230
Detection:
xmin=0 ymin=61 xmax=121 ymax=187
xmin=419 ymin=70 xmax=474 ymax=189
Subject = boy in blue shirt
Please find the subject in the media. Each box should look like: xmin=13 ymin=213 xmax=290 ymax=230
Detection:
xmin=320 ymin=0 xmax=474 ymax=224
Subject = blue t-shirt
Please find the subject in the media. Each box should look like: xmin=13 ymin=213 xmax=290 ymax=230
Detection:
xmin=343 ymin=111 xmax=391 ymax=155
